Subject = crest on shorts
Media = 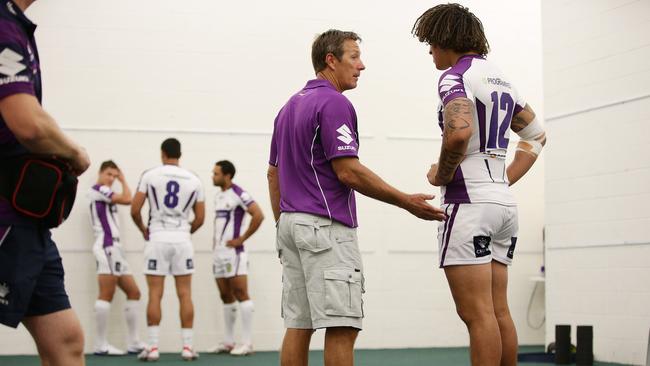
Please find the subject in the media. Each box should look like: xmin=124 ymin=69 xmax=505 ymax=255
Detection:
xmin=0 ymin=282 xmax=10 ymax=305
xmin=226 ymin=263 xmax=232 ymax=273
xmin=148 ymin=259 xmax=157 ymax=270
xmin=186 ymin=259 xmax=194 ymax=270
xmin=115 ymin=262 xmax=122 ymax=272
xmin=473 ymin=236 xmax=491 ymax=257
xmin=507 ymin=237 xmax=517 ymax=259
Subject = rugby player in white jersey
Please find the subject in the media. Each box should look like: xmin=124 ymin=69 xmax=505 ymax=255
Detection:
xmin=207 ymin=160 xmax=264 ymax=356
xmin=413 ymin=4 xmax=546 ymax=365
xmin=131 ymin=138 xmax=205 ymax=361
xmin=88 ymin=160 xmax=144 ymax=355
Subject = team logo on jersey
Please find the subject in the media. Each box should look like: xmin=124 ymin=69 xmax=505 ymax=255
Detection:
xmin=336 ymin=124 xmax=354 ymax=145
xmin=473 ymin=236 xmax=492 ymax=257
xmin=507 ymin=237 xmax=517 ymax=259
xmin=148 ymin=259 xmax=157 ymax=270
xmin=0 ymin=48 xmax=27 ymax=77
xmin=186 ymin=259 xmax=194 ymax=270
xmin=0 ymin=282 xmax=10 ymax=306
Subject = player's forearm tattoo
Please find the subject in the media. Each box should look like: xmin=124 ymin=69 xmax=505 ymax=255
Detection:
xmin=436 ymin=147 xmax=464 ymax=182
xmin=511 ymin=104 xmax=536 ymax=132
xmin=435 ymin=98 xmax=472 ymax=184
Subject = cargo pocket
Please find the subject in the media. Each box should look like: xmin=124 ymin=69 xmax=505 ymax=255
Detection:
xmin=294 ymin=220 xmax=332 ymax=253
xmin=323 ymin=269 xmax=363 ymax=317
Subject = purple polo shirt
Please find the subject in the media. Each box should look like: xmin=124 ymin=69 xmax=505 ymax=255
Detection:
xmin=0 ymin=0 xmax=41 ymax=224
xmin=269 ymin=79 xmax=360 ymax=228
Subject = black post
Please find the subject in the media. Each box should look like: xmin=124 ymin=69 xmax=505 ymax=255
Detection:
xmin=576 ymin=325 xmax=593 ymax=365
xmin=555 ymin=324 xmax=571 ymax=364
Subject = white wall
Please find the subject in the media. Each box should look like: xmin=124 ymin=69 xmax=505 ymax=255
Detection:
xmin=542 ymin=0 xmax=650 ymax=364
xmin=0 ymin=0 xmax=545 ymax=354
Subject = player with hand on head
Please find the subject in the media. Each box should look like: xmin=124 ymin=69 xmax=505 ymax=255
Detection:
xmin=88 ymin=160 xmax=145 ymax=356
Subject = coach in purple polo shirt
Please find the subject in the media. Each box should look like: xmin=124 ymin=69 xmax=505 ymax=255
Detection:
xmin=0 ymin=1 xmax=89 ymax=365
xmin=268 ymin=29 xmax=446 ymax=366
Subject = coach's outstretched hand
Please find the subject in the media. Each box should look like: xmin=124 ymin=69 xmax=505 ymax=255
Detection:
xmin=402 ymin=194 xmax=446 ymax=221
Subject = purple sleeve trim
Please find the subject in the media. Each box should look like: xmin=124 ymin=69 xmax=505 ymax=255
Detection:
xmin=0 ymin=83 xmax=35 ymax=101
xmin=513 ymin=103 xmax=524 ymax=116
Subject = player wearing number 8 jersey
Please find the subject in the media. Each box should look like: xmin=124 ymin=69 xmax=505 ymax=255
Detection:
xmin=413 ymin=4 xmax=546 ymax=366
xmin=131 ymin=138 xmax=205 ymax=361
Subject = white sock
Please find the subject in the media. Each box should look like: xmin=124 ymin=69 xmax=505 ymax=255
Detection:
xmin=223 ymin=302 xmax=238 ymax=344
xmin=239 ymin=300 xmax=254 ymax=345
xmin=94 ymin=300 xmax=111 ymax=349
xmin=148 ymin=326 xmax=160 ymax=348
xmin=181 ymin=328 xmax=193 ymax=347
xmin=124 ymin=300 xmax=141 ymax=346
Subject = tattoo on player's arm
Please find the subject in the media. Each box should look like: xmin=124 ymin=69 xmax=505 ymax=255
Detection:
xmin=436 ymin=147 xmax=465 ymax=183
xmin=443 ymin=99 xmax=472 ymax=135
xmin=511 ymin=104 xmax=536 ymax=132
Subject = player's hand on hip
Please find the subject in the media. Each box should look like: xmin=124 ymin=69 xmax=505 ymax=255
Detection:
xmin=427 ymin=163 xmax=439 ymax=186
xmin=404 ymin=194 xmax=446 ymax=221
xmin=226 ymin=237 xmax=244 ymax=248
xmin=69 ymin=147 xmax=91 ymax=176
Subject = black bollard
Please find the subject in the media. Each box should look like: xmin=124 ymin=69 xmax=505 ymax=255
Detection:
xmin=576 ymin=325 xmax=593 ymax=365
xmin=555 ymin=324 xmax=571 ymax=364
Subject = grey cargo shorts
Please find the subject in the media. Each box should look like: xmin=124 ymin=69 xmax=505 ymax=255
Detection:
xmin=276 ymin=212 xmax=365 ymax=330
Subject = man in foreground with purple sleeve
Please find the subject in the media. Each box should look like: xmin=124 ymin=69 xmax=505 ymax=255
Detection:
xmin=0 ymin=0 xmax=90 ymax=365
xmin=267 ymin=29 xmax=447 ymax=366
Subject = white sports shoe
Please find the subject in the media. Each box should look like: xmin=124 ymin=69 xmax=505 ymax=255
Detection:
xmin=207 ymin=342 xmax=234 ymax=354
xmin=181 ymin=346 xmax=199 ymax=361
xmin=137 ymin=346 xmax=160 ymax=362
xmin=230 ymin=343 xmax=254 ymax=356
xmin=127 ymin=341 xmax=147 ymax=355
xmin=94 ymin=344 xmax=126 ymax=356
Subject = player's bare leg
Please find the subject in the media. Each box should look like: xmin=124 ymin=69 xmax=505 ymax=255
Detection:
xmin=491 ymin=261 xmax=517 ymax=366
xmin=324 ymin=327 xmax=358 ymax=366
xmin=97 ymin=274 xmax=118 ymax=302
xmin=23 ymin=309 xmax=85 ymax=366
xmin=281 ymin=328 xmax=313 ymax=366
xmin=175 ymin=274 xmax=194 ymax=328
xmin=445 ymin=263 xmax=501 ymax=365
xmin=146 ymin=275 xmax=165 ymax=326
xmin=117 ymin=274 xmax=141 ymax=300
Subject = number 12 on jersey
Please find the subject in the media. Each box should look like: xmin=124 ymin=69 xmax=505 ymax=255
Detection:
xmin=476 ymin=91 xmax=514 ymax=152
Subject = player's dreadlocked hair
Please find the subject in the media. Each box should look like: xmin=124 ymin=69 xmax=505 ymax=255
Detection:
xmin=412 ymin=3 xmax=490 ymax=56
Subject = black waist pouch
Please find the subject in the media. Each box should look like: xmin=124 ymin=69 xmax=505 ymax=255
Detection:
xmin=0 ymin=155 xmax=78 ymax=228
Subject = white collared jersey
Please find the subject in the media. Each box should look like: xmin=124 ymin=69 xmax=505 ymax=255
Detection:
xmin=437 ymin=54 xmax=526 ymax=206
xmin=87 ymin=184 xmax=119 ymax=248
xmin=137 ymin=165 xmax=204 ymax=235
xmin=213 ymin=184 xmax=254 ymax=250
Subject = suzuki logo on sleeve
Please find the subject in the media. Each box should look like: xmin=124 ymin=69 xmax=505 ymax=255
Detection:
xmin=336 ymin=124 xmax=354 ymax=145
xmin=0 ymin=48 xmax=27 ymax=77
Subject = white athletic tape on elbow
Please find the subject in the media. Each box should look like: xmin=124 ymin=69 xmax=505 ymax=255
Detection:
xmin=515 ymin=117 xmax=545 ymax=156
